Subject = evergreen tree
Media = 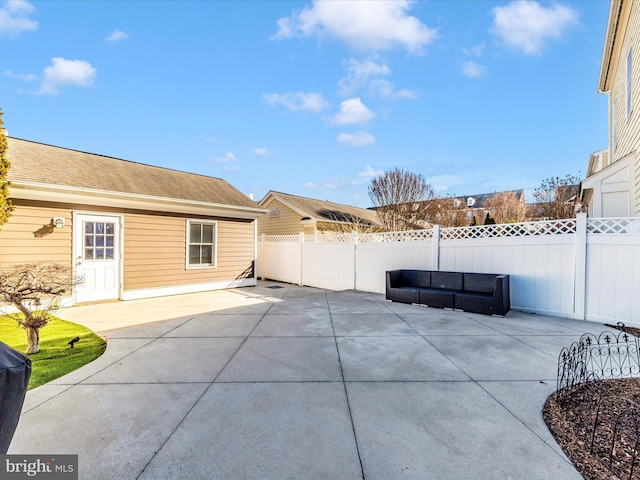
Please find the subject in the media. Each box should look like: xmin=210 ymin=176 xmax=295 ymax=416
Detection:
xmin=0 ymin=109 xmax=14 ymax=228
xmin=484 ymin=212 xmax=496 ymax=225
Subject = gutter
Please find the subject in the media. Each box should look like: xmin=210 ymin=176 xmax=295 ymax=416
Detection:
xmin=9 ymin=181 xmax=269 ymax=220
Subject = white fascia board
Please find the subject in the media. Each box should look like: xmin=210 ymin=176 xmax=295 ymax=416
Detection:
xmin=10 ymin=181 xmax=270 ymax=220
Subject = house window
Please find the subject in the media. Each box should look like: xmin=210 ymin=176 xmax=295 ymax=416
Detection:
xmin=627 ymin=48 xmax=633 ymax=118
xmin=467 ymin=197 xmax=476 ymax=207
xmin=186 ymin=220 xmax=217 ymax=268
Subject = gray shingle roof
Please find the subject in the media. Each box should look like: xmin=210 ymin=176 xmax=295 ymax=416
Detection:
xmin=7 ymin=137 xmax=259 ymax=209
xmin=263 ymin=191 xmax=382 ymax=226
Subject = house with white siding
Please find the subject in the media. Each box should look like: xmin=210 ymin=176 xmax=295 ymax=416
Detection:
xmin=1 ymin=137 xmax=267 ymax=304
xmin=582 ymin=0 xmax=639 ymax=217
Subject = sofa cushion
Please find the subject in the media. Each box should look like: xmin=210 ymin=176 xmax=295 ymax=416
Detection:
xmin=401 ymin=270 xmax=430 ymax=288
xmin=430 ymin=271 xmax=463 ymax=291
xmin=463 ymin=273 xmax=497 ymax=294
xmin=454 ymin=292 xmax=494 ymax=315
xmin=419 ymin=289 xmax=456 ymax=309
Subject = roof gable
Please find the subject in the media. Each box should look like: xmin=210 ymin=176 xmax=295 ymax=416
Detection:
xmin=260 ymin=191 xmax=382 ymax=227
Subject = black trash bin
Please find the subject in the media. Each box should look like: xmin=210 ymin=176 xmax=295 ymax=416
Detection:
xmin=0 ymin=341 xmax=31 ymax=454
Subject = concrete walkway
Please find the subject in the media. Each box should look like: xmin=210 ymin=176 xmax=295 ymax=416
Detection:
xmin=8 ymin=282 xmax=597 ymax=479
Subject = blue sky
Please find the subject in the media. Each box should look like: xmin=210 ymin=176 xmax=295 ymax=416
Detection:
xmin=1 ymin=0 xmax=611 ymax=207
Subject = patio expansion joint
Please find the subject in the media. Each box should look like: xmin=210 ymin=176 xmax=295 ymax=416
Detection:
xmin=20 ymin=334 xmax=163 ymax=415
xmin=135 ymin=300 xmax=277 ymax=480
xmin=326 ymin=290 xmax=366 ymax=480
xmin=473 ymin=380 xmax=577 ymax=468
xmin=397 ymin=313 xmax=574 ymax=469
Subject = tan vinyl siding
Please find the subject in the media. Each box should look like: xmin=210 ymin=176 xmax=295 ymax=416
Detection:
xmin=123 ymin=213 xmax=255 ymax=291
xmin=609 ymin=1 xmax=640 ymax=213
xmin=257 ymin=198 xmax=305 ymax=235
xmin=0 ymin=203 xmax=72 ymax=268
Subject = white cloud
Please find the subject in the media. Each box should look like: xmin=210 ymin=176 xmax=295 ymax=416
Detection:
xmin=426 ymin=174 xmax=465 ymax=192
xmin=462 ymin=42 xmax=486 ymax=57
xmin=331 ymin=98 xmax=375 ymax=125
xmin=213 ymin=152 xmax=237 ymax=163
xmin=252 ymin=147 xmax=269 ymax=156
xmin=38 ymin=58 xmax=97 ymax=95
xmin=491 ymin=0 xmax=578 ymax=55
xmin=273 ymin=0 xmax=437 ymax=54
xmin=223 ymin=165 xmax=239 ymax=171
xmin=0 ymin=0 xmax=37 ymax=36
xmin=338 ymin=58 xmax=390 ymax=95
xmin=3 ymin=69 xmax=36 ymax=82
xmin=304 ymin=181 xmax=318 ymax=188
xmin=352 ymin=164 xmax=382 ymax=184
xmin=462 ymin=61 xmax=487 ymax=78
xmin=263 ymin=91 xmax=329 ymax=112
xmin=357 ymin=165 xmax=383 ymax=178
xmin=337 ymin=131 xmax=376 ymax=147
xmin=325 ymin=180 xmax=342 ymax=189
xmin=338 ymin=58 xmax=416 ymax=100
xmin=106 ymin=29 xmax=128 ymax=43
xmin=368 ymin=79 xmax=417 ymax=99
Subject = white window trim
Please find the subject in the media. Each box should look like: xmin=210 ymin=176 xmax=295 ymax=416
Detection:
xmin=185 ymin=219 xmax=218 ymax=270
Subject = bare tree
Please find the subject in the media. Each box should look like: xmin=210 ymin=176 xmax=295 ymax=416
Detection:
xmin=532 ymin=174 xmax=582 ymax=220
xmin=0 ymin=263 xmax=82 ymax=354
xmin=368 ymin=168 xmax=437 ymax=231
xmin=422 ymin=196 xmax=472 ymax=228
xmin=482 ymin=191 xmax=528 ymax=224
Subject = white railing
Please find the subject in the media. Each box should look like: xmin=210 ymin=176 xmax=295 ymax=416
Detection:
xmin=257 ymin=214 xmax=640 ymax=325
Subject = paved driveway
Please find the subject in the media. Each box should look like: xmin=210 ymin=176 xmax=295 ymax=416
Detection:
xmin=9 ymin=282 xmax=596 ymax=479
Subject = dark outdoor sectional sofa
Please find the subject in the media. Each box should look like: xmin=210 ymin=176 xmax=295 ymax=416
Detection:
xmin=386 ymin=269 xmax=510 ymax=316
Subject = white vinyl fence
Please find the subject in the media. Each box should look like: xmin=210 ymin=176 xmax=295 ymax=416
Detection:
xmin=257 ymin=214 xmax=640 ymax=325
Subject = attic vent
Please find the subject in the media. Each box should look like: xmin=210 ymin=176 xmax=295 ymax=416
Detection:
xmin=467 ymin=197 xmax=476 ymax=207
xmin=269 ymin=208 xmax=280 ymax=218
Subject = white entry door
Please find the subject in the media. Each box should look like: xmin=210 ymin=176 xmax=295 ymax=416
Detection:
xmin=73 ymin=213 xmax=121 ymax=303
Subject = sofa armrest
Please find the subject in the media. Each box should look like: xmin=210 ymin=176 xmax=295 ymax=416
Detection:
xmin=386 ymin=270 xmax=403 ymax=290
xmin=494 ymin=275 xmax=510 ymax=315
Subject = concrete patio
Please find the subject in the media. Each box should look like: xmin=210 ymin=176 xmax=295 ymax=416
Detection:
xmin=8 ymin=282 xmax=598 ymax=479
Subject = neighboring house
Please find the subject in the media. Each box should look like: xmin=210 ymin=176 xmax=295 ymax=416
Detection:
xmin=424 ymin=190 xmax=526 ymax=226
xmin=0 ymin=137 xmax=267 ymax=304
xmin=258 ymin=190 xmax=383 ymax=235
xmin=581 ymin=0 xmax=639 ymax=217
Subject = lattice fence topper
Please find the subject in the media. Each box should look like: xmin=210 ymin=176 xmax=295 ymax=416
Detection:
xmin=357 ymin=229 xmax=434 ymax=243
xmin=556 ymin=327 xmax=640 ymax=395
xmin=588 ymin=218 xmax=640 ymax=235
xmin=307 ymin=233 xmax=354 ymax=243
xmin=261 ymin=235 xmax=301 ymax=243
xmin=441 ymin=218 xmax=578 ymax=240
xmin=259 ymin=217 xmax=640 ymax=244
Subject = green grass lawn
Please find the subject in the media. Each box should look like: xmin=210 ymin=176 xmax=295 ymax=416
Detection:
xmin=0 ymin=315 xmax=106 ymax=390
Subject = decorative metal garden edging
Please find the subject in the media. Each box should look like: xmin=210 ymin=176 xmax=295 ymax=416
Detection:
xmin=555 ymin=324 xmax=640 ymax=479
xmin=557 ymin=326 xmax=640 ymax=395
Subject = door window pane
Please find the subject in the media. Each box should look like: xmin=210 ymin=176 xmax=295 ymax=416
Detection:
xmin=83 ymin=221 xmax=116 ymax=261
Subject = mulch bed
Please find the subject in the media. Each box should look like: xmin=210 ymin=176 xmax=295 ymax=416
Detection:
xmin=543 ymin=324 xmax=640 ymax=480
